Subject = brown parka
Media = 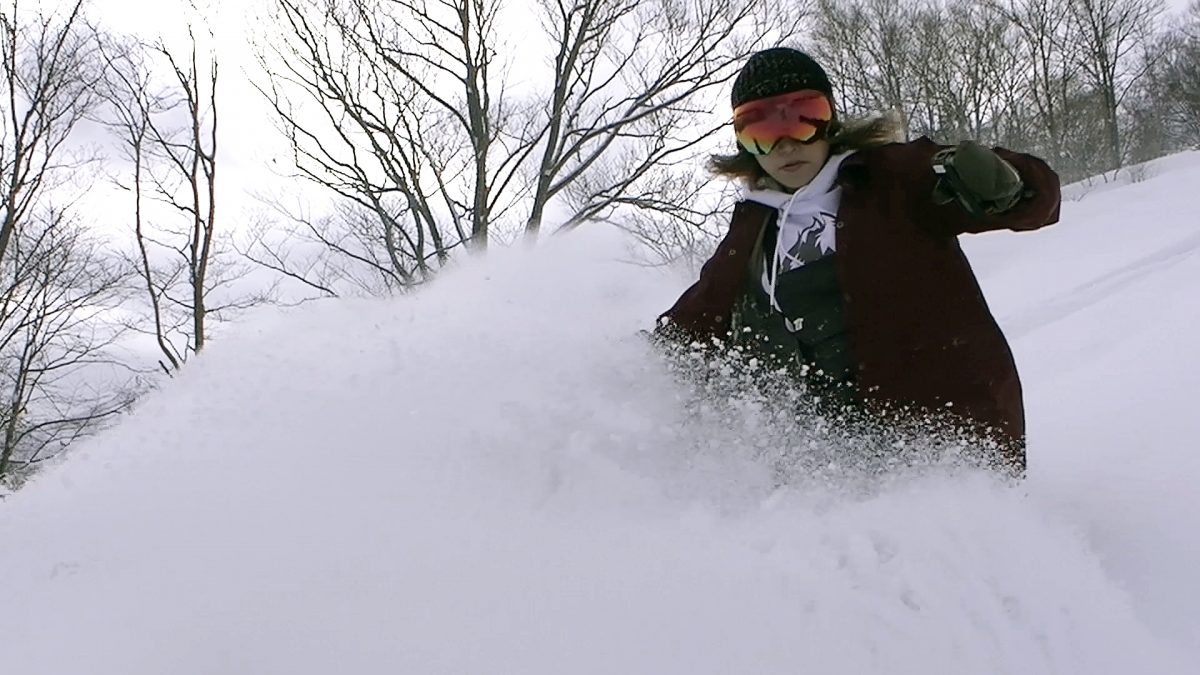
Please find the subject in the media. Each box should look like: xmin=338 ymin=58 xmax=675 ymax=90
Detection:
xmin=657 ymin=137 xmax=1062 ymax=467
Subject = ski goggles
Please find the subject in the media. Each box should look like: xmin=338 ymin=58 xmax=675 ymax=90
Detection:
xmin=732 ymin=90 xmax=834 ymax=155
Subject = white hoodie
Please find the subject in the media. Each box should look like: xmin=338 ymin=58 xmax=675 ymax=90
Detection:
xmin=741 ymin=151 xmax=853 ymax=328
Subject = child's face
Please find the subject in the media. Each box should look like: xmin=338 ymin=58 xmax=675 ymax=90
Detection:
xmin=755 ymin=137 xmax=832 ymax=190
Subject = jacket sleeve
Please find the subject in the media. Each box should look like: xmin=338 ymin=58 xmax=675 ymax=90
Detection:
xmin=655 ymin=201 xmax=767 ymax=343
xmin=907 ymin=136 xmax=1062 ymax=237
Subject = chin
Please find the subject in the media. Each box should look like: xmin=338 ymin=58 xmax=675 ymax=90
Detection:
xmin=781 ymin=175 xmax=816 ymax=189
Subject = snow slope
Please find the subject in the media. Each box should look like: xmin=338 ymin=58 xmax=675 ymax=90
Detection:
xmin=2 ymin=153 xmax=1199 ymax=674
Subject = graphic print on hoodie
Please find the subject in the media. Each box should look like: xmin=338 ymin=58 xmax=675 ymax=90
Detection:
xmin=779 ymin=209 xmax=838 ymax=272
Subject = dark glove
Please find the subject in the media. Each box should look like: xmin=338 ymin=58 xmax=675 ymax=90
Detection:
xmin=931 ymin=140 xmax=1024 ymax=217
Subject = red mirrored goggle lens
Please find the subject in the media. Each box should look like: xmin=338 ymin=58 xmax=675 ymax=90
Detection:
xmin=733 ymin=90 xmax=834 ymax=155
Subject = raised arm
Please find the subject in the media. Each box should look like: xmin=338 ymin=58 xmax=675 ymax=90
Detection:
xmin=908 ymin=136 xmax=1062 ymax=237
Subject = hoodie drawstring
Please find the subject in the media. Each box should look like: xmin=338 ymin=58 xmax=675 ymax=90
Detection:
xmin=766 ymin=188 xmax=806 ymax=321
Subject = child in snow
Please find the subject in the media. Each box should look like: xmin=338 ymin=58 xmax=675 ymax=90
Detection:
xmin=655 ymin=48 xmax=1062 ymax=474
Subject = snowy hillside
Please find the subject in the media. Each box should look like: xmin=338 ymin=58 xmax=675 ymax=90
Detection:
xmin=2 ymin=152 xmax=1198 ymax=674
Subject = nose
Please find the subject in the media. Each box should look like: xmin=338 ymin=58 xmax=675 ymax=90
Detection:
xmin=772 ymin=137 xmax=802 ymax=154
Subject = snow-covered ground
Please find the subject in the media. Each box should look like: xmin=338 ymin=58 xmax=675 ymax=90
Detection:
xmin=2 ymin=152 xmax=1198 ymax=674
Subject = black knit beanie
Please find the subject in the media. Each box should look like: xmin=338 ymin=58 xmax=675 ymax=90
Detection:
xmin=730 ymin=47 xmax=834 ymax=109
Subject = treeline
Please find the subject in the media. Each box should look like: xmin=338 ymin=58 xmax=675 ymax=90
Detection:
xmin=808 ymin=0 xmax=1200 ymax=182
xmin=249 ymin=0 xmax=1200 ymax=280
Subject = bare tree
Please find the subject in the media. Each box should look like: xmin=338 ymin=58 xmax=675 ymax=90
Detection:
xmin=0 ymin=211 xmax=135 ymax=481
xmin=908 ymin=1 xmax=1022 ymax=144
xmin=148 ymin=30 xmax=220 ymax=360
xmin=96 ymin=35 xmax=179 ymax=368
xmin=526 ymin=0 xmax=804 ymax=236
xmin=258 ymin=0 xmax=529 ymax=275
xmin=1067 ymin=0 xmax=1166 ymax=168
xmin=97 ymin=24 xmax=252 ymax=373
xmin=353 ymin=0 xmax=536 ymax=254
xmin=988 ymin=0 xmax=1079 ymax=165
xmin=1 ymin=0 xmax=100 ymax=262
xmin=1156 ymin=1 xmax=1200 ymax=146
xmin=810 ymin=0 xmax=925 ymax=132
xmin=253 ymin=0 xmax=479 ymax=292
xmin=0 ymin=0 xmax=138 ymax=483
